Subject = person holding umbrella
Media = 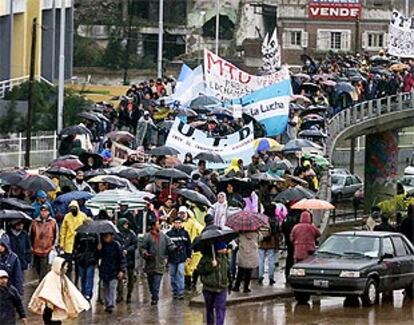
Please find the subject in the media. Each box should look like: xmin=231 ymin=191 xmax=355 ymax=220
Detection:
xmin=7 ymin=220 xmax=31 ymax=272
xmin=32 ymin=190 xmax=55 ymax=219
xmin=0 ymin=234 xmax=23 ymax=295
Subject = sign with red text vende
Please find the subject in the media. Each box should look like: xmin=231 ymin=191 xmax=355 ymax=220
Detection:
xmin=204 ymin=49 xmax=290 ymax=100
xmin=309 ymin=0 xmax=362 ymax=20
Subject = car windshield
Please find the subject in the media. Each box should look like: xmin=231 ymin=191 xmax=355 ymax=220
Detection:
xmin=401 ymin=176 xmax=414 ymax=187
xmin=331 ymin=175 xmax=345 ymax=186
xmin=317 ymin=235 xmax=380 ymax=258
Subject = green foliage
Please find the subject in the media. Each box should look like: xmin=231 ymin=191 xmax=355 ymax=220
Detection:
xmin=101 ymin=33 xmax=125 ymax=70
xmin=0 ymin=81 xmax=92 ymax=132
xmin=73 ymin=35 xmax=104 ymax=67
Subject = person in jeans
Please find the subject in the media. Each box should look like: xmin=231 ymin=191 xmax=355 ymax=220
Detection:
xmin=197 ymin=241 xmax=232 ymax=325
xmin=73 ymin=225 xmax=99 ymax=301
xmin=166 ymin=217 xmax=192 ymax=299
xmin=30 ymin=204 xmax=59 ymax=280
xmin=97 ymin=233 xmax=126 ymax=313
xmin=258 ymin=216 xmax=280 ymax=286
xmin=140 ymin=220 xmax=174 ymax=305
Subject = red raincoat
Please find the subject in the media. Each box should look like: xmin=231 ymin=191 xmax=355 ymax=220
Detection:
xmin=290 ymin=212 xmax=321 ymax=262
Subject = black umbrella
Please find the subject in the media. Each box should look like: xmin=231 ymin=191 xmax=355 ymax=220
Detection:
xmin=301 ymin=82 xmax=320 ymax=93
xmin=189 ymin=95 xmax=220 ymax=109
xmin=17 ymin=174 xmax=57 ymax=192
xmin=60 ymin=125 xmax=92 ymax=136
xmin=250 ymin=173 xmax=285 ymax=182
xmin=177 ymin=109 xmax=198 ymax=118
xmin=78 ymin=112 xmax=101 ymax=123
xmin=370 ymin=55 xmax=389 ymax=65
xmin=158 ymin=121 xmax=175 ymax=132
xmin=117 ymin=167 xmax=144 ymax=179
xmin=149 ymin=146 xmax=180 ymax=156
xmin=194 ymin=152 xmax=224 ymax=163
xmin=298 ymin=129 xmax=327 ymax=139
xmin=76 ymin=220 xmax=119 ymax=235
xmin=282 ymin=139 xmax=322 ymax=153
xmin=269 ymin=160 xmax=293 ymax=172
xmin=300 ymin=107 xmax=327 ymax=117
xmin=335 ymin=82 xmax=355 ymax=94
xmin=0 ymin=171 xmax=28 ymax=185
xmin=79 ymin=152 xmax=104 ymax=167
xmin=192 ymin=227 xmax=238 ymax=253
xmin=274 ymin=186 xmax=315 ymax=204
xmin=217 ymin=177 xmax=251 ymax=197
xmin=0 ymin=198 xmax=35 ymax=211
xmin=45 ymin=166 xmax=76 ymax=177
xmin=300 ymin=119 xmax=325 ymax=130
xmin=154 ymin=168 xmax=190 ymax=180
xmin=0 ymin=210 xmax=32 ymax=222
xmin=175 ymin=164 xmax=197 ymax=176
xmin=178 ymin=189 xmax=212 ymax=207
xmin=195 ymin=181 xmax=217 ymax=203
xmin=83 ymin=169 xmax=109 ymax=179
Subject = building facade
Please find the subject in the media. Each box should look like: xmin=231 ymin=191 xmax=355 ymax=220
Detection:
xmin=0 ymin=0 xmax=74 ymax=83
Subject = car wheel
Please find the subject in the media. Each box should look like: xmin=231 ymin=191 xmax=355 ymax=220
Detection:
xmin=361 ymin=279 xmax=379 ymax=306
xmin=294 ymin=291 xmax=310 ymax=304
xmin=405 ymin=281 xmax=414 ymax=299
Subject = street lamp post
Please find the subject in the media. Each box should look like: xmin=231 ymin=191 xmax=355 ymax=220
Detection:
xmin=215 ymin=0 xmax=220 ymax=54
xmin=406 ymin=0 xmax=410 ymax=16
xmin=157 ymin=0 xmax=164 ymax=78
xmin=57 ymin=0 xmax=66 ymax=134
xmin=198 ymin=11 xmax=206 ymax=64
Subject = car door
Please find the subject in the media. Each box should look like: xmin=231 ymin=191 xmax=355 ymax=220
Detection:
xmin=380 ymin=237 xmax=400 ymax=290
xmin=391 ymin=236 xmax=413 ymax=288
xmin=343 ymin=176 xmax=353 ymax=197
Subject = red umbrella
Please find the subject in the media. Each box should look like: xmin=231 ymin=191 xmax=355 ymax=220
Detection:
xmin=226 ymin=211 xmax=269 ymax=232
xmin=291 ymin=198 xmax=335 ymax=210
xmin=50 ymin=157 xmax=84 ymax=170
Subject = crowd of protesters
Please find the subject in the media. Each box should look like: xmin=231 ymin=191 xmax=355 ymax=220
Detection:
xmin=1 ymin=51 xmax=414 ymax=325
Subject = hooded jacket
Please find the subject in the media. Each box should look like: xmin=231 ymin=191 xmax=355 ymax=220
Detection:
xmin=290 ymin=212 xmax=321 ymax=261
xmin=0 ymin=281 xmax=26 ymax=325
xmin=0 ymin=235 xmax=24 ymax=295
xmin=98 ymin=239 xmax=127 ymax=282
xmin=7 ymin=229 xmax=31 ymax=271
xmin=60 ymin=201 xmax=87 ymax=254
xmin=28 ymin=257 xmax=90 ymax=321
xmin=31 ymin=190 xmax=55 ymax=219
xmin=115 ymin=218 xmax=138 ymax=269
xmin=30 ymin=214 xmax=59 ymax=257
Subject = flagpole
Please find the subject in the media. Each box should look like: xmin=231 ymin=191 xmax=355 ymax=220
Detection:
xmin=215 ymin=0 xmax=220 ymax=54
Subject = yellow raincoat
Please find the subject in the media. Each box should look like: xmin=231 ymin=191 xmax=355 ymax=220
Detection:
xmin=183 ymin=214 xmax=203 ymax=276
xmin=59 ymin=201 xmax=87 ymax=254
xmin=224 ymin=158 xmax=240 ymax=176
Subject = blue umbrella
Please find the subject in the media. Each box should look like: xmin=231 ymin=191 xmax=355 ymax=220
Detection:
xmin=55 ymin=191 xmax=94 ymax=205
xmin=335 ymin=82 xmax=355 ymax=94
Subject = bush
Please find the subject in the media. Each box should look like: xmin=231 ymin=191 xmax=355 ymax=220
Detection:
xmin=74 ymin=35 xmax=104 ymax=67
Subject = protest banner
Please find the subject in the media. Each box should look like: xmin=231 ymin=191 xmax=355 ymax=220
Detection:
xmin=231 ymin=79 xmax=292 ymax=137
xmin=204 ymin=49 xmax=290 ymax=100
xmin=166 ymin=118 xmax=255 ymax=169
xmin=388 ymin=10 xmax=414 ymax=58
xmin=262 ymin=28 xmax=281 ymax=72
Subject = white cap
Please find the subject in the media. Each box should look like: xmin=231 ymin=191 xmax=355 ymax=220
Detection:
xmin=0 ymin=270 xmax=9 ymax=278
xmin=178 ymin=206 xmax=188 ymax=213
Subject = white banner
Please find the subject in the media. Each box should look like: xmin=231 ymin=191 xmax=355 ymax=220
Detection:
xmin=262 ymin=28 xmax=281 ymax=72
xmin=204 ymin=49 xmax=290 ymax=100
xmin=166 ymin=119 xmax=255 ymax=169
xmin=388 ymin=10 xmax=414 ymax=58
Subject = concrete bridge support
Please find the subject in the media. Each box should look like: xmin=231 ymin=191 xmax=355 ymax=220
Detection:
xmin=364 ymin=130 xmax=399 ymax=213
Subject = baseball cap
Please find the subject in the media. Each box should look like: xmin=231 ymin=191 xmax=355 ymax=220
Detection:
xmin=40 ymin=204 xmax=49 ymax=210
xmin=0 ymin=270 xmax=9 ymax=278
xmin=178 ymin=206 xmax=188 ymax=213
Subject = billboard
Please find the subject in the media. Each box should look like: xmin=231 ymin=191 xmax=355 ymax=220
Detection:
xmin=309 ymin=0 xmax=362 ymax=20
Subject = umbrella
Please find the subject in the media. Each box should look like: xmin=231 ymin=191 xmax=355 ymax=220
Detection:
xmin=298 ymin=129 xmax=327 ymax=139
xmin=335 ymin=82 xmax=355 ymax=94
xmin=0 ymin=210 xmax=32 ymax=222
xmin=189 ymin=95 xmax=220 ymax=109
xmin=135 ymin=166 xmax=162 ymax=178
xmin=0 ymin=198 xmax=35 ymax=211
xmin=300 ymin=119 xmax=325 ymax=130
xmin=209 ymin=107 xmax=233 ymax=118
xmin=88 ymin=175 xmax=132 ymax=189
xmin=303 ymin=152 xmax=331 ymax=168
xmin=117 ymin=167 xmax=146 ymax=179
xmin=158 ymin=120 xmax=175 ymax=132
xmin=194 ymin=181 xmax=217 ymax=203
xmin=269 ymin=160 xmax=293 ymax=172
xmin=302 ymin=114 xmax=324 ymax=121
xmin=54 ymin=191 xmax=94 ymax=205
xmin=217 ymin=178 xmax=251 ymax=197
xmin=0 ymin=170 xmax=28 ymax=185
xmin=320 ymin=80 xmax=336 ymax=87
xmin=349 ymin=75 xmax=366 ymax=82
xmin=226 ymin=211 xmax=269 ymax=232
xmin=86 ymin=189 xmax=150 ymax=211
xmin=177 ymin=109 xmax=198 ymax=117
xmin=60 ymin=125 xmax=92 ymax=136
xmin=282 ymin=139 xmax=322 ymax=153
xmin=300 ymin=107 xmax=327 ymax=117
xmin=274 ymin=186 xmax=316 ymax=204
xmin=79 ymin=152 xmax=104 ymax=167
xmin=78 ymin=112 xmax=101 ymax=123
xmin=83 ymin=169 xmax=109 ymax=179
xmin=165 ymin=156 xmax=182 ymax=168
xmin=301 ymin=82 xmax=320 ymax=93
xmin=285 ymin=175 xmax=309 ymax=187
xmin=17 ymin=174 xmax=57 ymax=192
xmin=45 ymin=166 xmax=76 ymax=177
xmin=106 ymin=131 xmax=135 ymax=143
xmin=175 ymin=164 xmax=197 ymax=176
xmin=291 ymin=95 xmax=312 ymax=104
xmin=76 ymin=220 xmax=119 ymax=235
xmin=254 ymin=138 xmax=283 ymax=152
xmin=194 ymin=152 xmax=224 ymax=163
xmin=293 ymin=73 xmax=311 ymax=81
xmin=291 ymin=198 xmax=335 ymax=210
xmin=154 ymin=168 xmax=189 ymax=180
xmin=178 ymin=189 xmax=212 ymax=207
xmin=389 ymin=63 xmax=409 ymax=72
xmin=192 ymin=227 xmax=238 ymax=253
xmin=250 ymin=173 xmax=285 ymax=183
xmin=92 ymin=112 xmax=111 ymax=123
xmin=50 ymin=157 xmax=84 ymax=170
xmin=370 ymin=55 xmax=389 ymax=65
xmin=149 ymin=146 xmax=180 ymax=156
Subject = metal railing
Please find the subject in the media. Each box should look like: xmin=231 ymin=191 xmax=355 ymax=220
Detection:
xmin=0 ymin=75 xmax=55 ymax=98
xmin=0 ymin=131 xmax=57 ymax=170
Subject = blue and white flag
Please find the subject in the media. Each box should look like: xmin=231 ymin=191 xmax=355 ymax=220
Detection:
xmin=233 ymin=79 xmax=292 ymax=136
xmin=177 ymin=64 xmax=193 ymax=82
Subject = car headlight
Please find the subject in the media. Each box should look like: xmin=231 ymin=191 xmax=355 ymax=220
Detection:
xmin=339 ymin=271 xmax=360 ymax=278
xmin=290 ymin=268 xmax=306 ymax=277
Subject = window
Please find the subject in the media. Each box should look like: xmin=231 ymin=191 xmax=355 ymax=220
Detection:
xmin=283 ymin=29 xmax=308 ymax=49
xmin=368 ymin=33 xmax=384 ymax=48
xmin=331 ymin=32 xmax=342 ymax=50
xmin=362 ymin=32 xmax=387 ymax=50
xmin=392 ymin=237 xmax=408 ymax=256
xmin=382 ymin=237 xmax=395 ymax=256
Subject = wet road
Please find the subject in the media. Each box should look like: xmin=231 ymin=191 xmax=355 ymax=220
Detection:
xmin=23 ymin=272 xmax=414 ymax=325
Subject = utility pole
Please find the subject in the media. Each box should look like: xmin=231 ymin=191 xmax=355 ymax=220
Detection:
xmin=123 ymin=0 xmax=133 ymax=85
xmin=25 ymin=18 xmax=37 ymax=168
xmin=355 ymin=16 xmax=360 ymax=54
xmin=406 ymin=0 xmax=410 ymax=16
xmin=215 ymin=0 xmax=220 ymax=54
xmin=157 ymin=0 xmax=164 ymax=78
xmin=57 ymin=0 xmax=66 ymax=134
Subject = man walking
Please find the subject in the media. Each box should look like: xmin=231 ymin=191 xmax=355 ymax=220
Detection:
xmin=7 ymin=220 xmax=32 ymax=272
xmin=30 ymin=204 xmax=59 ymax=280
xmin=0 ymin=270 xmax=27 ymax=325
xmin=140 ymin=220 xmax=174 ymax=305
xmin=166 ymin=217 xmax=192 ymax=299
xmin=0 ymin=234 xmax=23 ymax=296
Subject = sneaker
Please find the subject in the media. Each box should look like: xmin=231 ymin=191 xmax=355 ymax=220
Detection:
xmin=269 ymin=279 xmax=276 ymax=285
xmin=150 ymin=300 xmax=158 ymax=305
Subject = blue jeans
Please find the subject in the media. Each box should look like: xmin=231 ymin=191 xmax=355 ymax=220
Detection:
xmin=258 ymin=248 xmax=277 ymax=281
xmin=169 ymin=262 xmax=185 ymax=296
xmin=147 ymin=273 xmax=163 ymax=302
xmin=78 ymin=265 xmax=95 ymax=299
